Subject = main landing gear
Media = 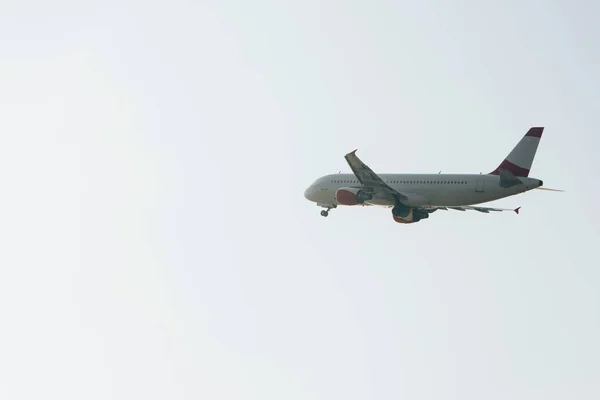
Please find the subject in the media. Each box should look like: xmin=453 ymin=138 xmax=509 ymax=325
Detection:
xmin=320 ymin=205 xmax=336 ymax=217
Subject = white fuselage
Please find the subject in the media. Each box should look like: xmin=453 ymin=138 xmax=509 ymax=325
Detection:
xmin=304 ymin=173 xmax=543 ymax=207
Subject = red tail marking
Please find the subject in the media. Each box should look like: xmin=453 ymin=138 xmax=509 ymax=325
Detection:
xmin=525 ymin=127 xmax=544 ymax=138
xmin=490 ymin=159 xmax=531 ymax=177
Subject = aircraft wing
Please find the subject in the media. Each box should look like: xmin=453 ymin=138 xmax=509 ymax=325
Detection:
xmin=426 ymin=205 xmax=521 ymax=214
xmin=344 ymin=149 xmax=409 ymax=202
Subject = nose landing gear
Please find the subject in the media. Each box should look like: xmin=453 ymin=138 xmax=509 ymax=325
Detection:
xmin=319 ymin=204 xmax=336 ymax=217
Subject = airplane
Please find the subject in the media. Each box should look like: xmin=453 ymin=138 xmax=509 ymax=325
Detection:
xmin=303 ymin=127 xmax=562 ymax=224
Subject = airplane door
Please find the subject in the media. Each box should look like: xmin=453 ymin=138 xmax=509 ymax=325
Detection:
xmin=475 ymin=176 xmax=484 ymax=193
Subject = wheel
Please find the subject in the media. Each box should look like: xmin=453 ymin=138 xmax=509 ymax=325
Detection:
xmin=320 ymin=210 xmax=329 ymax=217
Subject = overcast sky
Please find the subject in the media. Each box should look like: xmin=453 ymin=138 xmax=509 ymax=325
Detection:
xmin=0 ymin=1 xmax=598 ymax=399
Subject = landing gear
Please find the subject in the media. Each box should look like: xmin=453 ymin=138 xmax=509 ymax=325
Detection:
xmin=319 ymin=204 xmax=336 ymax=217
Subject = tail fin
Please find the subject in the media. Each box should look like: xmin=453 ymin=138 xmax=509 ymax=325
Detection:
xmin=489 ymin=127 xmax=543 ymax=177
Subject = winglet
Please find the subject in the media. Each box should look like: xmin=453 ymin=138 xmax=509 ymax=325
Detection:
xmin=346 ymin=149 xmax=358 ymax=157
xmin=514 ymin=206 xmax=521 ymax=214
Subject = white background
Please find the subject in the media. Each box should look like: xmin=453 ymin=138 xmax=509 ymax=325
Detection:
xmin=0 ymin=1 xmax=598 ymax=399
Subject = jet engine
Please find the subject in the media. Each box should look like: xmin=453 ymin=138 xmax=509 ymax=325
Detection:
xmin=335 ymin=187 xmax=373 ymax=205
xmin=392 ymin=204 xmax=430 ymax=223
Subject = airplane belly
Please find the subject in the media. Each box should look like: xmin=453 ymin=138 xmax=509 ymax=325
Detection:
xmin=365 ymin=198 xmax=394 ymax=206
xmin=428 ymin=190 xmax=483 ymax=207
xmin=365 ymin=190 xmax=431 ymax=207
xmin=429 ymin=186 xmax=516 ymax=206
xmin=402 ymin=193 xmax=431 ymax=206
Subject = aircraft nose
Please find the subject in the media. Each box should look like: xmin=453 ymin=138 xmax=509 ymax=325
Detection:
xmin=304 ymin=186 xmax=312 ymax=200
xmin=539 ymin=180 xmax=543 ymax=187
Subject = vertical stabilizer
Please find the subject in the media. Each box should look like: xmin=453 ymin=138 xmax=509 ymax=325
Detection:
xmin=490 ymin=127 xmax=543 ymax=177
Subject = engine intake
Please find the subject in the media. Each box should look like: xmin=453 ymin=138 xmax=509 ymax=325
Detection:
xmin=335 ymin=187 xmax=373 ymax=205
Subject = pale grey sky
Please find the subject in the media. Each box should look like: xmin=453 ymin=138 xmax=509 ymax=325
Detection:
xmin=0 ymin=1 xmax=598 ymax=399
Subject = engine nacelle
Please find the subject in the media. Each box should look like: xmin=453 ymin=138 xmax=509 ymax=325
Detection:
xmin=335 ymin=187 xmax=373 ymax=205
xmin=393 ymin=214 xmax=416 ymax=224
xmin=392 ymin=205 xmax=430 ymax=224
